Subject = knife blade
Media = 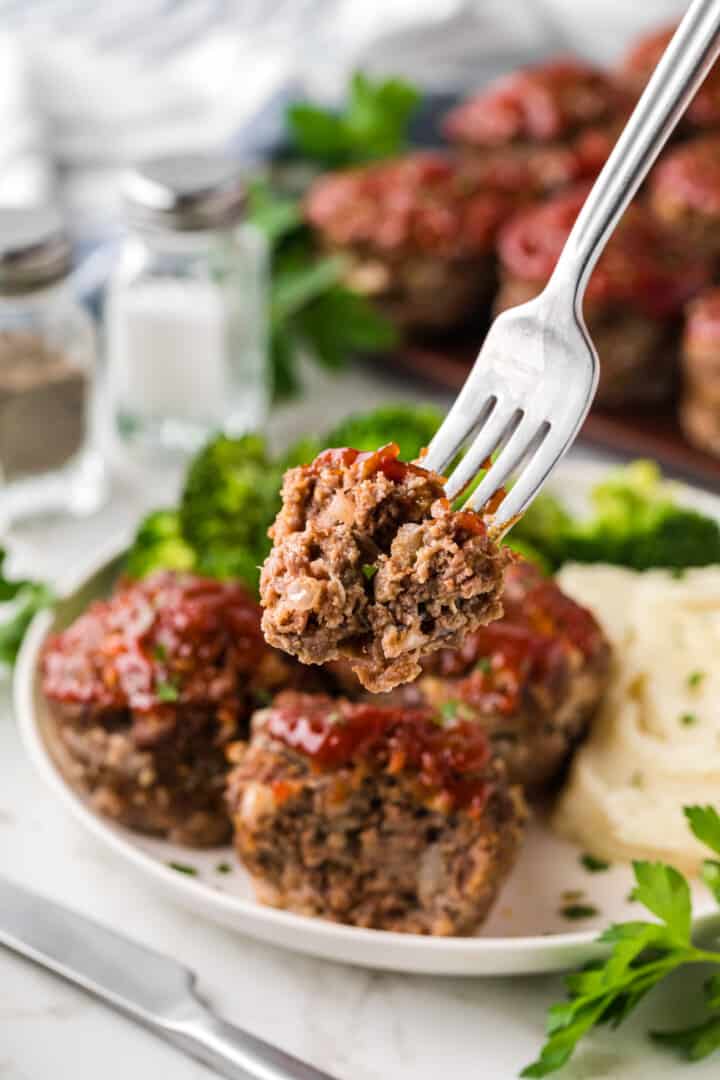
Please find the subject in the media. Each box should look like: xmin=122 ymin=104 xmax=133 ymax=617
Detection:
xmin=0 ymin=874 xmax=339 ymax=1080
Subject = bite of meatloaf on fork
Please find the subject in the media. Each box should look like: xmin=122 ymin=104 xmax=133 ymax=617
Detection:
xmin=41 ymin=571 xmax=317 ymax=846
xmin=303 ymin=151 xmax=522 ymax=332
xmin=260 ymin=443 xmax=509 ymax=693
xmin=226 ymin=692 xmax=525 ymax=934
xmin=416 ymin=560 xmax=611 ymax=793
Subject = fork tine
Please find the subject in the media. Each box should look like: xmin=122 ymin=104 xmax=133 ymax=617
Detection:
xmin=443 ymin=403 xmax=520 ymax=500
xmin=488 ymin=427 xmax=568 ymax=532
xmin=465 ymin=419 xmax=551 ymax=513
xmin=422 ymin=391 xmax=496 ymax=474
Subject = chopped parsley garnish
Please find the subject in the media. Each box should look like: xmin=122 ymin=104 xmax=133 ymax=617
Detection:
xmin=168 ymin=861 xmax=197 ymax=876
xmin=688 ymin=670 xmax=706 ymax=690
xmin=216 ymin=862 xmax=232 ymax=874
xmin=680 ymin=712 xmax=698 ymax=727
xmin=523 ymin=805 xmax=720 ymax=1077
xmin=156 ymin=680 xmax=180 ymax=703
xmin=441 ymin=700 xmax=459 ymax=722
xmin=580 ymin=853 xmax=610 ymax=873
xmin=152 ymin=643 xmax=168 ymax=662
xmin=362 ymin=563 xmax=378 ymax=581
xmin=475 ymin=657 xmax=492 ymax=674
xmin=560 ymin=903 xmax=599 ymax=921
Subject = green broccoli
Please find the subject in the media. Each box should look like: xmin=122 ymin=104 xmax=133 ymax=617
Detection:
xmin=179 ymin=434 xmax=284 ymax=591
xmin=125 ymin=510 xmax=196 ymax=580
xmin=323 ymin=403 xmax=443 ymax=461
xmin=509 ymin=460 xmax=720 ymax=571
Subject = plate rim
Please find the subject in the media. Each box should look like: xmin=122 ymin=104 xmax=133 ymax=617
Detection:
xmin=14 ymin=460 xmax=720 ymax=975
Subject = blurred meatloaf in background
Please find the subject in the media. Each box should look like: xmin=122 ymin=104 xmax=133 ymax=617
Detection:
xmin=443 ymin=59 xmax=626 ymax=194
xmin=414 ymin=561 xmax=611 ymax=794
xmin=303 ymin=151 xmax=523 ymax=332
xmin=619 ymin=23 xmax=720 ymax=133
xmin=227 ymin=692 xmax=525 ymax=934
xmin=41 ymin=572 xmax=318 ymax=846
xmin=495 ymin=184 xmax=711 ymax=407
xmin=260 ymin=443 xmax=509 ymax=693
xmin=650 ymin=136 xmax=720 ymax=257
xmin=681 ymin=286 xmax=720 ymax=456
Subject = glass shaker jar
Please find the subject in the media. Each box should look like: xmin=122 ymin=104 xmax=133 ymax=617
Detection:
xmin=106 ymin=154 xmax=269 ymax=459
xmin=0 ymin=207 xmax=106 ymax=522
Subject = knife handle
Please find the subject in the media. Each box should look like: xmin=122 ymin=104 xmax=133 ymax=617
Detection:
xmin=168 ymin=1006 xmax=340 ymax=1080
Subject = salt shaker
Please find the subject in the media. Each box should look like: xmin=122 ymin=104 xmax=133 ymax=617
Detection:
xmin=0 ymin=207 xmax=106 ymax=521
xmin=106 ymin=154 xmax=270 ymax=458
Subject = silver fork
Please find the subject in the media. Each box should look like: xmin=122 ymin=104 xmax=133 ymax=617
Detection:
xmin=424 ymin=0 xmax=720 ymax=533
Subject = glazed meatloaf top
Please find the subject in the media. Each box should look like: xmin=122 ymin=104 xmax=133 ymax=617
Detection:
xmin=303 ymin=151 xmax=519 ymax=259
xmin=620 ymin=24 xmax=720 ymax=129
xmin=497 ymin=184 xmax=711 ymax=319
xmin=651 ymin=136 xmax=720 ymax=218
xmin=42 ymin=572 xmax=270 ymax=748
xmin=241 ymin=691 xmax=505 ymax=817
xmin=422 ymin=560 xmax=609 ymax=713
xmin=260 ymin=444 xmax=509 ymax=692
xmin=443 ymin=59 xmax=621 ymax=148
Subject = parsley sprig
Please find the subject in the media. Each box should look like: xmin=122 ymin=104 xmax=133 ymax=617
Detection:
xmin=0 ymin=548 xmax=54 ymax=667
xmin=523 ymin=806 xmax=720 ymax=1076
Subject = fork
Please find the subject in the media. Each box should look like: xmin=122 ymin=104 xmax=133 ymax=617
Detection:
xmin=423 ymin=0 xmax=720 ymax=533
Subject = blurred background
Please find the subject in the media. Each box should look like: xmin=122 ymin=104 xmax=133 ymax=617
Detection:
xmin=0 ymin=0 xmax=686 ymax=233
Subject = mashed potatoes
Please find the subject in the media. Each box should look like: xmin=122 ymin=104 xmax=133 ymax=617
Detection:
xmin=553 ymin=564 xmax=720 ymax=874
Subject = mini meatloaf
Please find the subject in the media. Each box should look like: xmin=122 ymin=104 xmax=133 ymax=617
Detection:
xmin=650 ymin=136 xmax=720 ymax=256
xmin=443 ymin=59 xmax=624 ymax=193
xmin=681 ymin=287 xmax=720 ymax=457
xmin=227 ymin=692 xmax=525 ymax=934
xmin=41 ymin=571 xmax=311 ymax=846
xmin=495 ymin=184 xmax=711 ymax=407
xmin=620 ymin=23 xmax=720 ymax=132
xmin=260 ymin=443 xmax=509 ymax=694
xmin=303 ymin=151 xmax=520 ymax=332
xmin=415 ymin=561 xmax=611 ymax=794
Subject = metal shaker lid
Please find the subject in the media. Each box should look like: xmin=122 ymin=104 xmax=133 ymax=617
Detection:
xmin=123 ymin=154 xmax=248 ymax=232
xmin=0 ymin=206 xmax=72 ymax=294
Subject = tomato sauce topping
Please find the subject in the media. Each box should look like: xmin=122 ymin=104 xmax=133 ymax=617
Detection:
xmin=42 ymin=572 xmax=265 ymax=718
xmin=311 ymin=442 xmax=435 ymax=484
xmin=425 ymin=562 xmax=605 ymax=715
xmin=498 ymin=184 xmax=711 ymax=318
xmin=304 ymin=151 xmax=518 ymax=257
xmin=444 ymin=59 xmax=618 ymax=146
xmin=265 ymin=692 xmax=493 ymax=814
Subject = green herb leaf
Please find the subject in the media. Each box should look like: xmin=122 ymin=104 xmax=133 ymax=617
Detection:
xmin=688 ymin=670 xmax=706 ymax=690
xmin=702 ymin=861 xmax=720 ymax=906
xmin=560 ymin=904 xmax=599 ymax=921
xmin=216 ymin=862 xmax=232 ymax=875
xmin=686 ymin=805 xmax=720 ymax=857
xmin=440 ymin=700 xmax=459 ymax=722
xmin=362 ymin=563 xmax=378 ymax=581
xmin=168 ymin=861 xmax=197 ymax=876
xmin=580 ymin=854 xmax=611 ymax=873
xmin=0 ymin=581 xmax=55 ymax=666
xmin=680 ymin=712 xmax=697 ymax=727
xmin=630 ymin=861 xmax=691 ymax=942
xmin=287 ymin=72 xmax=420 ymax=167
xmin=475 ymin=657 xmax=492 ymax=675
xmin=156 ymin=681 xmax=180 ymax=703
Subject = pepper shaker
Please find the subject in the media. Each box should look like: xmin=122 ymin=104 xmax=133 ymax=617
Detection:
xmin=106 ymin=154 xmax=270 ymax=459
xmin=0 ymin=207 xmax=107 ymax=522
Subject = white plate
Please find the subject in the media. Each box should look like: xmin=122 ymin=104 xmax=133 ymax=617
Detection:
xmin=14 ymin=460 xmax=720 ymax=976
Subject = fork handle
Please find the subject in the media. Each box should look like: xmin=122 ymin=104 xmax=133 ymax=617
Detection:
xmin=550 ymin=0 xmax=720 ymax=311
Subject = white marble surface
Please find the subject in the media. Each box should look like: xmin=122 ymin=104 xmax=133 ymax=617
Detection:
xmin=2 ymin=365 xmax=719 ymax=1080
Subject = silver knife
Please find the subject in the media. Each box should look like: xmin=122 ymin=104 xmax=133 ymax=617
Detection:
xmin=0 ymin=874 xmax=340 ymax=1080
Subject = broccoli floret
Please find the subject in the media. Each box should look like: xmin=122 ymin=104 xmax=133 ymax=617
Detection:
xmin=323 ymin=404 xmax=443 ymax=461
xmin=125 ymin=510 xmax=196 ymax=579
xmin=179 ymin=434 xmax=284 ymax=591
